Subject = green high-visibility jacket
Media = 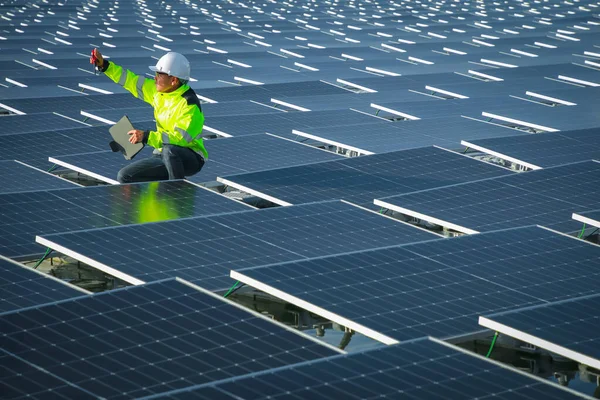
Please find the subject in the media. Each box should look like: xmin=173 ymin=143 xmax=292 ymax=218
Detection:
xmin=103 ymin=61 xmax=208 ymax=159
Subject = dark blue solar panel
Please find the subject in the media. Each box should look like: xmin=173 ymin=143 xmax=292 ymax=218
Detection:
xmin=49 ymin=134 xmax=341 ymax=184
xmin=232 ymin=226 xmax=600 ymax=343
xmin=1 ymin=181 xmax=248 ymax=259
xmin=0 ymin=255 xmax=86 ymax=313
xmin=479 ymin=103 xmax=600 ymax=131
xmin=0 ymin=352 xmax=95 ymax=399
xmin=0 ymin=160 xmax=76 ymax=194
xmin=0 ymin=113 xmax=87 ymax=135
xmin=206 ymin=109 xmax=380 ymax=138
xmin=0 ymin=278 xmax=339 ymax=399
xmin=2 ymin=126 xmax=114 ymax=170
xmin=294 ymin=116 xmax=526 ymax=154
xmin=376 ymin=161 xmax=600 ymax=234
xmin=155 ymin=338 xmax=582 ymax=400
xmin=220 ymin=146 xmax=512 ymax=208
xmin=0 ymin=93 xmax=148 ymax=115
xmin=463 ymin=128 xmax=600 ymax=169
xmin=37 ymin=201 xmax=436 ymax=291
xmin=481 ymin=294 xmax=600 ymax=369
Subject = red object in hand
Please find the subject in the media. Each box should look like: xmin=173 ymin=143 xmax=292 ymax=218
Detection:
xmin=90 ymin=50 xmax=99 ymax=74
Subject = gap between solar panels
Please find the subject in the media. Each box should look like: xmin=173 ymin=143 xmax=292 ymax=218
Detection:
xmin=461 ymin=139 xmax=543 ymax=171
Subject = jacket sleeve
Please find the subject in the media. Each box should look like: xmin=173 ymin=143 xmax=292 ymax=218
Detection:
xmin=103 ymin=61 xmax=156 ymax=105
xmin=147 ymin=102 xmax=204 ymax=149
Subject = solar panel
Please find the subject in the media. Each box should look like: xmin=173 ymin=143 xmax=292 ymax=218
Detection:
xmin=0 ymin=254 xmax=87 ymax=313
xmin=477 ymin=103 xmax=600 ymax=132
xmin=0 ymin=93 xmax=147 ymax=115
xmin=293 ymin=117 xmax=526 ymax=155
xmin=2 ymin=126 xmax=114 ymax=170
xmin=374 ymin=161 xmax=600 ymax=235
xmin=153 ymin=337 xmax=586 ymax=400
xmin=219 ymin=146 xmax=512 ymax=208
xmin=232 ymin=226 xmax=600 ymax=344
xmin=0 ymin=113 xmax=88 ymax=135
xmin=1 ymin=181 xmax=249 ymax=259
xmin=462 ymin=128 xmax=600 ymax=170
xmin=0 ymin=160 xmax=77 ymax=194
xmin=36 ymin=201 xmax=437 ymax=291
xmin=49 ymin=134 xmax=342 ymax=185
xmin=572 ymin=210 xmax=600 ymax=229
xmin=0 ymin=278 xmax=340 ymax=399
xmin=479 ymin=294 xmax=600 ymax=370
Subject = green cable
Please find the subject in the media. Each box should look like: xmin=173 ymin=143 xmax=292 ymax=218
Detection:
xmin=379 ymin=207 xmax=384 ymax=214
xmin=47 ymin=164 xmax=57 ymax=173
xmin=223 ymin=280 xmax=240 ymax=298
xmin=33 ymin=248 xmax=53 ymax=270
xmin=578 ymin=223 xmax=586 ymax=239
xmin=486 ymin=331 xmax=499 ymax=358
xmin=463 ymin=146 xmax=469 ymax=154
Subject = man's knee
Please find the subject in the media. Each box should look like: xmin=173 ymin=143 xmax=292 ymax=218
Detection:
xmin=117 ymin=168 xmax=132 ymax=183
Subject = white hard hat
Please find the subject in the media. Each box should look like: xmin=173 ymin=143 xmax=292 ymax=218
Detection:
xmin=149 ymin=52 xmax=191 ymax=80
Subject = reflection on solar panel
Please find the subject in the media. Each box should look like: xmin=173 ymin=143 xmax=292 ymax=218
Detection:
xmin=0 ymin=278 xmax=339 ymax=399
xmin=0 ymin=160 xmax=77 ymax=194
xmin=462 ymin=128 xmax=600 ymax=169
xmin=480 ymin=294 xmax=600 ymax=370
xmin=374 ymin=161 xmax=600 ymax=234
xmin=1 ymin=181 xmax=248 ymax=259
xmin=36 ymin=201 xmax=436 ymax=291
xmin=49 ymin=134 xmax=342 ymax=184
xmin=572 ymin=210 xmax=600 ymax=229
xmin=153 ymin=338 xmax=585 ymax=400
xmin=232 ymin=226 xmax=600 ymax=344
xmin=219 ymin=146 xmax=511 ymax=208
xmin=0 ymin=255 xmax=87 ymax=313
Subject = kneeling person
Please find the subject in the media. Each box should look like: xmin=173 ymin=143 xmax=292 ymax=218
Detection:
xmin=91 ymin=49 xmax=207 ymax=183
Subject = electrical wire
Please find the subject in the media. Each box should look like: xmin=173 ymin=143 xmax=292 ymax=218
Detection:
xmin=223 ymin=280 xmax=244 ymax=298
xmin=578 ymin=223 xmax=587 ymax=239
xmin=33 ymin=248 xmax=53 ymax=270
xmin=486 ymin=331 xmax=499 ymax=358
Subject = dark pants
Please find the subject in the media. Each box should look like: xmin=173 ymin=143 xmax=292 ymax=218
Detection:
xmin=117 ymin=144 xmax=205 ymax=183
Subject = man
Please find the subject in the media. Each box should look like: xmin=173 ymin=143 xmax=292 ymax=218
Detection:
xmin=90 ymin=49 xmax=207 ymax=183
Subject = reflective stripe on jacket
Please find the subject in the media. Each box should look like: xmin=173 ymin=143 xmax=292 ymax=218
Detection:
xmin=103 ymin=61 xmax=208 ymax=159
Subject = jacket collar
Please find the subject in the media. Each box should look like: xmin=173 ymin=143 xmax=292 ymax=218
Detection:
xmin=159 ymin=84 xmax=189 ymax=97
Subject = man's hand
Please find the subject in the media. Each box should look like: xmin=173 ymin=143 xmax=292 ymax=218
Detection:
xmin=128 ymin=129 xmax=145 ymax=144
xmin=90 ymin=48 xmax=104 ymax=69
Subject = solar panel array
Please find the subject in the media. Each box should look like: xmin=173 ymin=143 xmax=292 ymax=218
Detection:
xmin=374 ymin=161 xmax=600 ymax=234
xmin=219 ymin=146 xmax=512 ymax=208
xmin=232 ymin=226 xmax=600 ymax=344
xmin=462 ymin=128 xmax=600 ymax=169
xmin=153 ymin=338 xmax=587 ymax=400
xmin=1 ymin=181 xmax=249 ymax=259
xmin=1 ymin=278 xmax=340 ymax=399
xmin=479 ymin=294 xmax=600 ymax=370
xmin=37 ymin=201 xmax=437 ymax=291
xmin=2 ymin=0 xmax=600 ymax=397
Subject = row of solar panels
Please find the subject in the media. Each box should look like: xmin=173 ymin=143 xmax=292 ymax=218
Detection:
xmin=2 ymin=260 xmax=595 ymax=399
xmin=1 ymin=0 xmax=599 ymax=398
